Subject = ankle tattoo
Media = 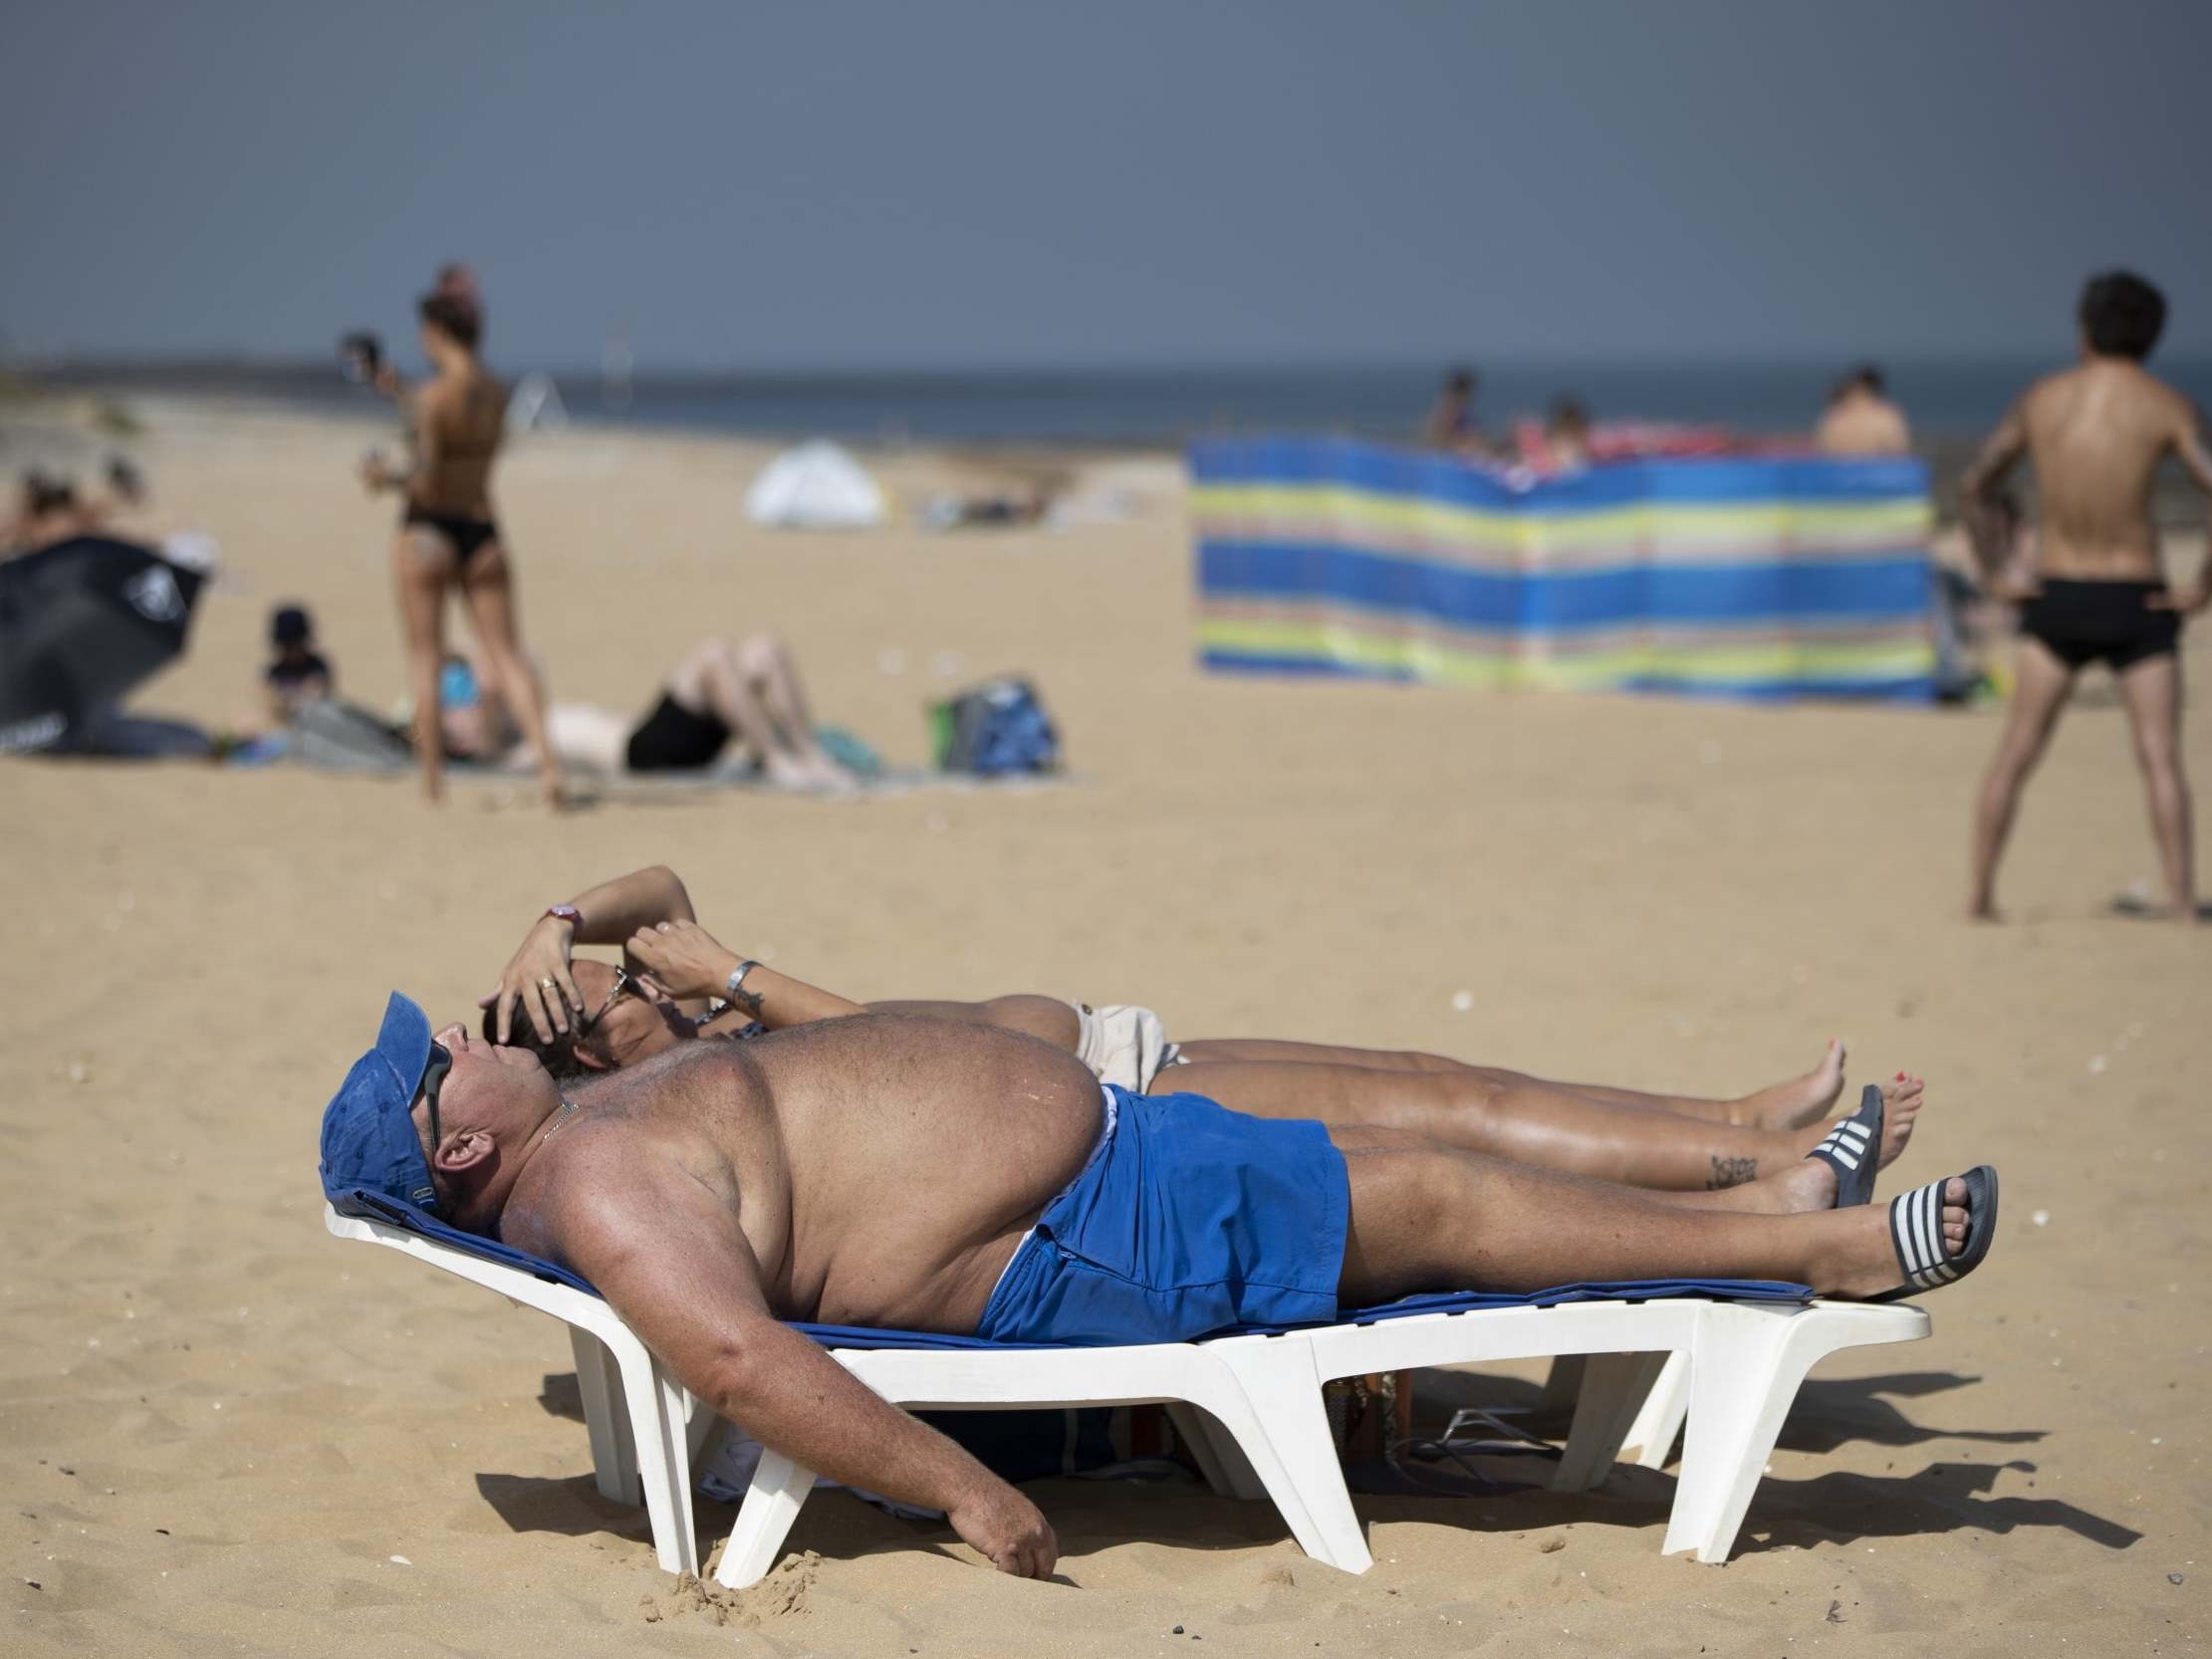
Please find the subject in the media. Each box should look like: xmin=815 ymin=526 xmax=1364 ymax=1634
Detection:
xmin=1706 ymin=1154 xmax=1758 ymax=1190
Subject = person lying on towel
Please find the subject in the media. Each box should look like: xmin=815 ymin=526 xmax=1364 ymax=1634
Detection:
xmin=320 ymin=993 xmax=1996 ymax=1579
xmin=475 ymin=864 xmax=1925 ymax=1199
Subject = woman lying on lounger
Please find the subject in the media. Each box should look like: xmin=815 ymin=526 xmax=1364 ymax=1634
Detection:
xmin=477 ymin=866 xmax=1922 ymax=1202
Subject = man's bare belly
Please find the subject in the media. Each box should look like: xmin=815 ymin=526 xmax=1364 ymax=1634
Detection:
xmin=747 ymin=1017 xmax=1110 ymax=1331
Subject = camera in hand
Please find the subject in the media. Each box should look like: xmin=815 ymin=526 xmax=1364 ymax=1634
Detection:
xmin=339 ymin=331 xmax=383 ymax=382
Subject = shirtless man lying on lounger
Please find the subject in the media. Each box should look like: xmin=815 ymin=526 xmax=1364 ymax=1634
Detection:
xmin=475 ymin=865 xmax=1923 ymax=1198
xmin=321 ymin=994 xmax=1997 ymax=1578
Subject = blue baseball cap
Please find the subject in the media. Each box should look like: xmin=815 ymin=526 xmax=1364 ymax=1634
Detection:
xmin=320 ymin=992 xmax=440 ymax=1213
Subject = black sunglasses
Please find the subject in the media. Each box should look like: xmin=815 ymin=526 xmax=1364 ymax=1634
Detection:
xmin=419 ymin=1040 xmax=453 ymax=1171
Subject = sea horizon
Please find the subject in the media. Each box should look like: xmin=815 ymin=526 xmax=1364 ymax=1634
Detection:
xmin=14 ymin=351 xmax=2212 ymax=450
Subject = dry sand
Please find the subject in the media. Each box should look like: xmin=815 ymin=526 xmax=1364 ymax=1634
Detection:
xmin=4 ymin=400 xmax=2208 ymax=1656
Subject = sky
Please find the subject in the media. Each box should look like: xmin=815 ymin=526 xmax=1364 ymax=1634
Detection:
xmin=4 ymin=0 xmax=2210 ymax=372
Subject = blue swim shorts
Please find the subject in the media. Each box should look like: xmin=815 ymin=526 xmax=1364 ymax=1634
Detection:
xmin=973 ymin=1085 xmax=1350 ymax=1347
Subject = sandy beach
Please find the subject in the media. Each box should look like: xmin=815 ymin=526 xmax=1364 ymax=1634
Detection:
xmin=4 ymin=399 xmax=2209 ymax=1657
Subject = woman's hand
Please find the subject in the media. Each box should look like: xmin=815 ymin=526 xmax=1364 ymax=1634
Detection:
xmin=624 ymin=919 xmax=743 ymax=1003
xmin=480 ymin=914 xmax=582 ymax=1044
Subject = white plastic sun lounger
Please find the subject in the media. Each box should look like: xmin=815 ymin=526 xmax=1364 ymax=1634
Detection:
xmin=325 ymin=1201 xmax=1928 ymax=1580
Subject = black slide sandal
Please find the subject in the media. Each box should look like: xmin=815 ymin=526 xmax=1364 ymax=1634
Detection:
xmin=1869 ymin=1165 xmax=1999 ymax=1303
xmin=1807 ymin=1082 xmax=1884 ymax=1208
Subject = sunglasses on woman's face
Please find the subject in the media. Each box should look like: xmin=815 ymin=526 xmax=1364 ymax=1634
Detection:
xmin=576 ymin=967 xmax=637 ymax=1039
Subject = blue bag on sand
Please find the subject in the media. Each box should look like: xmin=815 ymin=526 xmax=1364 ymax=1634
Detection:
xmin=930 ymin=677 xmax=1060 ymax=776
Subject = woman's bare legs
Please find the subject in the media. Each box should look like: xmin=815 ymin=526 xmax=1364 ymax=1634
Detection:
xmin=1331 ymin=1137 xmax=1976 ymax=1304
xmin=735 ymin=633 xmax=849 ymax=785
xmin=459 ymin=541 xmax=564 ymax=806
xmin=391 ymin=531 xmax=451 ymax=803
xmin=1162 ymin=1059 xmax=1922 ymax=1192
xmin=664 ymin=635 xmax=850 ymax=788
xmin=1172 ymin=1037 xmax=1845 ymax=1132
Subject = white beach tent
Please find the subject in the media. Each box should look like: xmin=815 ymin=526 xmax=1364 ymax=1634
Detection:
xmin=506 ymin=371 xmax=570 ymax=433
xmin=745 ymin=440 xmax=888 ymax=530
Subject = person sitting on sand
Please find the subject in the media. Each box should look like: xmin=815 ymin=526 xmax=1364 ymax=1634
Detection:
xmin=540 ymin=635 xmax=855 ymax=789
xmin=1960 ymin=270 xmax=2212 ymax=923
xmin=262 ymin=604 xmax=334 ymax=726
xmin=322 ymin=993 xmax=1997 ymax=1578
xmin=477 ymin=864 xmax=1923 ymax=1197
xmin=1815 ymin=365 xmax=1912 ymax=456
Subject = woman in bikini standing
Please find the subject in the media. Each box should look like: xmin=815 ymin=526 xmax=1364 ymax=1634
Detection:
xmin=362 ymin=288 xmax=563 ymax=805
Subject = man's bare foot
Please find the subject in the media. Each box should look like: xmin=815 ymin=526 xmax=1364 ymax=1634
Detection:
xmin=1736 ymin=1040 xmax=1847 ymax=1131
xmin=1822 ymin=1176 xmax=1974 ymax=1300
xmin=1968 ymin=899 xmax=2002 ymax=923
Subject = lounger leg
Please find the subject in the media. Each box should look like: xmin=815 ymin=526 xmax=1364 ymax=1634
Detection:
xmin=682 ymin=1388 xmax=721 ymax=1468
xmin=1165 ymin=1402 xmax=1262 ymax=1500
xmin=712 ymin=1450 xmax=817 ymax=1590
xmin=1212 ymin=1347 xmax=1372 ymax=1574
xmin=612 ymin=1342 xmax=701 ymax=1576
xmin=1623 ymin=1350 xmax=1690 ymax=1470
xmin=657 ymin=1365 xmax=701 ymax=1572
xmin=570 ymin=1326 xmax=640 ymax=1505
xmin=1552 ymin=1350 xmax=1670 ymax=1493
xmin=1536 ymin=1353 xmax=1588 ymax=1415
xmin=1660 ymin=1306 xmax=1830 ymax=1563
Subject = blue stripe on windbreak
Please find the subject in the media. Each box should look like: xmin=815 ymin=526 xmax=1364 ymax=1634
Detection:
xmin=1200 ymin=651 xmax=1416 ymax=681
xmin=1198 ymin=541 xmax=1934 ymax=630
xmin=1199 ymin=650 xmax=1939 ymax=703
xmin=1187 ymin=437 xmax=1929 ymax=508
xmin=1619 ymin=674 xmax=1938 ymax=704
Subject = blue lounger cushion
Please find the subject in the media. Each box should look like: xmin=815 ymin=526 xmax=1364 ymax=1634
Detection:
xmin=333 ymin=1186 xmax=1811 ymax=1351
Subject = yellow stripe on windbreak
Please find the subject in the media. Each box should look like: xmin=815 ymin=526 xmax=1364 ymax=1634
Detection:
xmin=1189 ymin=481 xmax=1932 ymax=563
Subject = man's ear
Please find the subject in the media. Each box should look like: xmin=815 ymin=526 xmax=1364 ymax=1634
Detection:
xmin=574 ymin=1044 xmax=613 ymax=1072
xmin=432 ymin=1127 xmax=498 ymax=1176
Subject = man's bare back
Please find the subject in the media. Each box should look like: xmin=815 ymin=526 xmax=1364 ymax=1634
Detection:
xmin=501 ymin=1014 xmax=1105 ymax=1333
xmin=2008 ymin=358 xmax=2198 ymax=581
xmin=1814 ymin=391 xmax=1910 ymax=456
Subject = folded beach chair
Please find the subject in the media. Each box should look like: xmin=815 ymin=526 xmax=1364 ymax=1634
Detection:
xmin=325 ymin=1197 xmax=1928 ymax=1581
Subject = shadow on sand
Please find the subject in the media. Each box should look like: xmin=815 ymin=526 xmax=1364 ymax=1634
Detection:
xmin=486 ymin=1366 xmax=2127 ymax=1574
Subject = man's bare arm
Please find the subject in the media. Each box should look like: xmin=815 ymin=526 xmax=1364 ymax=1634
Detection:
xmin=539 ymin=1154 xmax=1058 ymax=1577
xmin=1959 ymin=401 xmax=2029 ymax=584
xmin=2150 ymin=405 xmax=2212 ymax=614
xmin=485 ymin=866 xmax=700 ymax=1042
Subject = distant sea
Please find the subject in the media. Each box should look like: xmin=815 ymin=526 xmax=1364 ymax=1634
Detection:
xmin=23 ymin=356 xmax=2212 ymax=450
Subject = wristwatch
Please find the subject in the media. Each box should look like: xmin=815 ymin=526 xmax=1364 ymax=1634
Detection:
xmin=545 ymin=904 xmax=583 ymax=929
xmin=725 ymin=959 xmax=761 ymax=1001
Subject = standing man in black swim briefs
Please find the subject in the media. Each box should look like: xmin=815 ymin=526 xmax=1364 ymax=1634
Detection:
xmin=1961 ymin=271 xmax=2212 ymax=923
